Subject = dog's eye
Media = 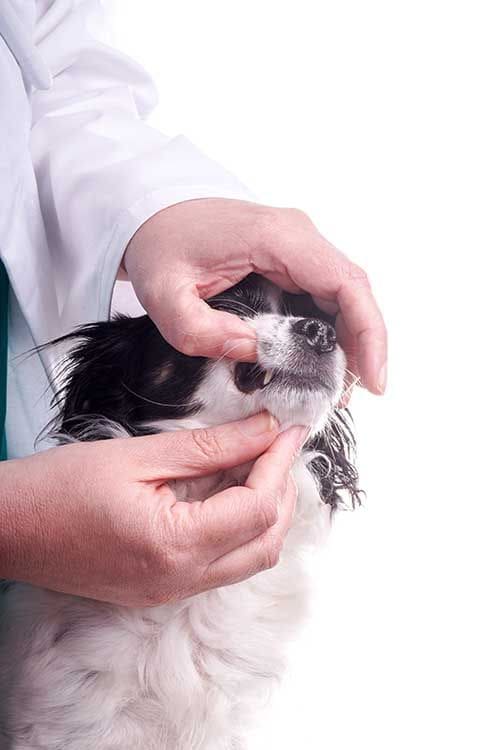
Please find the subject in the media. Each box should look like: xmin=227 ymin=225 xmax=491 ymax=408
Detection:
xmin=209 ymin=295 xmax=261 ymax=318
xmin=208 ymin=276 xmax=269 ymax=317
xmin=236 ymin=288 xmax=267 ymax=314
xmin=281 ymin=292 xmax=336 ymax=324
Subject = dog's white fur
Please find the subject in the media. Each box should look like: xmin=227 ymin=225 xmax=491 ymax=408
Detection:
xmin=0 ymin=309 xmax=346 ymax=750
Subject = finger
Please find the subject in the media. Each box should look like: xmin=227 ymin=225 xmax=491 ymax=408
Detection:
xmin=244 ymin=425 xmax=307 ymax=493
xmin=311 ymin=296 xmax=339 ymax=316
xmin=260 ymin=271 xmax=303 ymax=294
xmin=335 ymin=275 xmax=387 ymax=395
xmin=334 ymin=312 xmax=360 ymax=373
xmin=201 ymin=475 xmax=298 ymax=590
xmin=255 ymin=223 xmax=387 ymax=394
xmin=184 ymin=485 xmax=278 ymax=563
xmin=278 ymin=253 xmax=386 ymax=394
xmin=152 ymin=281 xmax=258 ymax=362
xmin=334 ymin=312 xmax=362 ymax=406
xmin=127 ymin=412 xmax=279 ymax=481
xmin=194 ymin=425 xmax=306 ymax=560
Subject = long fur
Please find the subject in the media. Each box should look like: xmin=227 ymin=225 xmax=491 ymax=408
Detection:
xmin=0 ymin=275 xmax=360 ymax=750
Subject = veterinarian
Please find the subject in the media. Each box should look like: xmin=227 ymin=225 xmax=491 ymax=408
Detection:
xmin=0 ymin=1 xmax=386 ymax=606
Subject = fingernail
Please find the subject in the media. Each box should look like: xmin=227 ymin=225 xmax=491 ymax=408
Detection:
xmin=242 ymin=411 xmax=279 ymax=436
xmin=222 ymin=337 xmax=257 ymax=361
xmin=377 ymin=363 xmax=387 ymax=394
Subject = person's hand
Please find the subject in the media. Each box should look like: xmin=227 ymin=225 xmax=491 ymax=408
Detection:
xmin=123 ymin=198 xmax=387 ymax=396
xmin=0 ymin=413 xmax=304 ymax=607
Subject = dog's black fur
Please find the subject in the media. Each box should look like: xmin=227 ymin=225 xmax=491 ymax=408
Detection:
xmin=44 ymin=275 xmax=361 ymax=509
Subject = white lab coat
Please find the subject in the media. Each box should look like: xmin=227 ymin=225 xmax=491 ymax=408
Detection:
xmin=0 ymin=0 xmax=252 ymax=459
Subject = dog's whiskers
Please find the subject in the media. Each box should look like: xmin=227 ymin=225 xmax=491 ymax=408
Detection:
xmin=212 ymin=299 xmax=256 ymax=316
xmin=342 ymin=375 xmax=360 ymax=400
xmin=121 ymin=381 xmax=198 ymax=409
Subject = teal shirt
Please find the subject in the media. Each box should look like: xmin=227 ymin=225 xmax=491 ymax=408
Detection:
xmin=0 ymin=262 xmax=8 ymax=603
xmin=0 ymin=260 xmax=8 ymax=461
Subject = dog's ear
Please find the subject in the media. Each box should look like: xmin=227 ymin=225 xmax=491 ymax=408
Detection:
xmin=47 ymin=315 xmax=155 ymax=438
xmin=306 ymin=408 xmax=362 ymax=511
xmin=43 ymin=315 xmax=207 ymax=441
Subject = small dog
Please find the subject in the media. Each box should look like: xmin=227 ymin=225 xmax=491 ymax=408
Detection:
xmin=0 ymin=274 xmax=360 ymax=750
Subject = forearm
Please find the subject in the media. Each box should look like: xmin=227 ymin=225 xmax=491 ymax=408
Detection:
xmin=0 ymin=458 xmax=42 ymax=582
xmin=31 ymin=0 xmax=254 ymax=328
xmin=0 ymin=448 xmax=91 ymax=592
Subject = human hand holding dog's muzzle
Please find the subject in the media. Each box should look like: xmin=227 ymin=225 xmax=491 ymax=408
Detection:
xmin=123 ymin=197 xmax=387 ymax=399
xmin=0 ymin=412 xmax=305 ymax=606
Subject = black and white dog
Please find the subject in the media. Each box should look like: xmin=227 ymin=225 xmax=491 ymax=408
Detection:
xmin=0 ymin=274 xmax=360 ymax=750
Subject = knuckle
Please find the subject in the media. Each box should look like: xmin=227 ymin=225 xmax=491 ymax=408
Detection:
xmin=136 ymin=536 xmax=170 ymax=582
xmin=178 ymin=336 xmax=196 ymax=356
xmin=141 ymin=587 xmax=166 ymax=608
xmin=259 ymin=206 xmax=311 ymax=237
xmin=174 ymin=328 xmax=199 ymax=356
xmin=135 ymin=514 xmax=180 ymax=579
xmin=137 ymin=546 xmax=187 ymax=607
xmin=139 ymin=279 xmax=163 ymax=314
xmin=256 ymin=491 xmax=279 ymax=529
xmin=254 ymin=205 xmax=283 ymax=242
xmin=141 ymin=584 xmax=183 ymax=608
xmin=190 ymin=428 xmax=224 ymax=462
xmin=346 ymin=263 xmax=371 ymax=287
xmin=286 ymin=206 xmax=311 ymax=224
xmin=261 ymin=536 xmax=284 ymax=570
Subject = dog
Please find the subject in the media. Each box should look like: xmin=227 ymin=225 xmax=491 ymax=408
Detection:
xmin=0 ymin=274 xmax=360 ymax=750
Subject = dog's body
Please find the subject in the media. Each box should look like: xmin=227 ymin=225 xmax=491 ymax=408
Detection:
xmin=0 ymin=276 xmax=359 ymax=749
xmin=0 ymin=456 xmax=328 ymax=750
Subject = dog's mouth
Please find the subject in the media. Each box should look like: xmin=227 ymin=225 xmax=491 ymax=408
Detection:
xmin=234 ymin=363 xmax=275 ymax=394
xmin=234 ymin=362 xmax=329 ymax=394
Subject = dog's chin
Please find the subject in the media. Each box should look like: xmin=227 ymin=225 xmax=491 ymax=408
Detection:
xmin=266 ymin=392 xmax=332 ymax=434
xmin=163 ymin=362 xmax=346 ymax=504
xmin=239 ymin=375 xmax=337 ymax=433
xmin=232 ymin=348 xmax=346 ymax=433
xmin=180 ymin=349 xmax=346 ymax=439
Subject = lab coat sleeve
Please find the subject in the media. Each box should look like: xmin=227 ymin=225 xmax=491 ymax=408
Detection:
xmin=30 ymin=0 xmax=255 ymax=327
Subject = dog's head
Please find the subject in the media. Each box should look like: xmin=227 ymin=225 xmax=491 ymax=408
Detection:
xmin=50 ymin=274 xmax=360 ymax=509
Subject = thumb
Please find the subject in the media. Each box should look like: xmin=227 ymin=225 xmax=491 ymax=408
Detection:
xmin=126 ymin=412 xmax=279 ymax=481
xmin=150 ymin=283 xmax=257 ymax=361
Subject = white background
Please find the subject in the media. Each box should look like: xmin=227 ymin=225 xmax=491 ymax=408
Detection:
xmin=110 ymin=2 xmax=499 ymax=748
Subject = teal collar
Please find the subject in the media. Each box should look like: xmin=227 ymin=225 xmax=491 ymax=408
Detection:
xmin=0 ymin=260 xmax=8 ymax=461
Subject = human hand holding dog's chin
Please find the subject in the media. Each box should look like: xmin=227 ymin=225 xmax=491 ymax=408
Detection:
xmin=123 ymin=198 xmax=387 ymax=398
xmin=0 ymin=413 xmax=304 ymax=607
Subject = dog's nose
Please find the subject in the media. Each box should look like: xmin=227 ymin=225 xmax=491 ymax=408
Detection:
xmin=291 ymin=317 xmax=336 ymax=354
